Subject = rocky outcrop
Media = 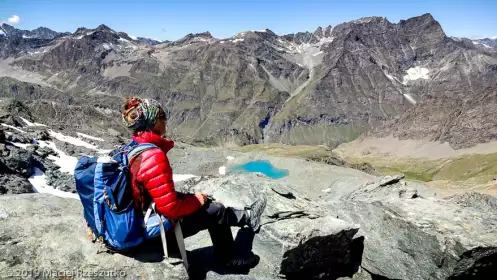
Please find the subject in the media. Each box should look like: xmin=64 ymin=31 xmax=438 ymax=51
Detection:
xmin=0 ymin=175 xmax=363 ymax=280
xmin=0 ymin=116 xmax=84 ymax=195
xmin=323 ymin=176 xmax=497 ymax=280
xmin=0 ymin=23 xmax=66 ymax=40
xmin=305 ymin=154 xmax=378 ymax=175
xmin=0 ymin=128 xmax=37 ymax=194
xmin=185 ymin=174 xmax=363 ymax=279
xmin=1 ymin=170 xmax=496 ymax=280
xmin=45 ymin=168 xmax=76 ymax=193
xmin=0 ymin=174 xmax=32 ymax=194
xmin=0 ymin=194 xmax=190 ymax=279
xmin=0 ymin=142 xmax=37 ymax=177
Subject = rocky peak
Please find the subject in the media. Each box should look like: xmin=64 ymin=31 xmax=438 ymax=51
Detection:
xmin=471 ymin=37 xmax=497 ymax=49
xmin=313 ymin=25 xmax=333 ymax=39
xmin=281 ymin=31 xmax=317 ymax=44
xmin=136 ymin=37 xmax=161 ymax=45
xmin=234 ymin=29 xmax=277 ymax=41
xmin=170 ymin=31 xmax=216 ymax=46
xmin=95 ymin=24 xmax=114 ymax=32
xmin=352 ymin=16 xmax=387 ymax=25
xmin=399 ymin=13 xmax=445 ymax=37
xmin=1 ymin=23 xmax=16 ymax=34
xmin=74 ymin=27 xmax=91 ymax=35
xmin=116 ymin=31 xmax=133 ymax=41
xmin=0 ymin=23 xmax=62 ymax=40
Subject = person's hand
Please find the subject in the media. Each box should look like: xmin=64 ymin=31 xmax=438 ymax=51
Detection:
xmin=195 ymin=192 xmax=208 ymax=205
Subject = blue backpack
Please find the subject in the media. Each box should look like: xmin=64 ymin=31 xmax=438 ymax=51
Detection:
xmin=74 ymin=140 xmax=173 ymax=252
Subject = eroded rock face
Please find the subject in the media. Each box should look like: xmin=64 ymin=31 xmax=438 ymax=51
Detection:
xmin=325 ymin=178 xmax=497 ymax=280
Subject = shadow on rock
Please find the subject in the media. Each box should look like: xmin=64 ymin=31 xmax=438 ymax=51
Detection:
xmin=280 ymin=234 xmax=365 ymax=280
xmin=118 ymin=228 xmax=260 ymax=279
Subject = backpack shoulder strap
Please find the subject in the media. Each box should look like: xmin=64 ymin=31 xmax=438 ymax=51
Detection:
xmin=127 ymin=143 xmax=158 ymax=164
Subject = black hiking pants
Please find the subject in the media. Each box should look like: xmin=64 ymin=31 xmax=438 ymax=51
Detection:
xmin=166 ymin=201 xmax=248 ymax=261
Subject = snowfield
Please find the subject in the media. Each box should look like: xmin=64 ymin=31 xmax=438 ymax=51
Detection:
xmin=402 ymin=67 xmax=429 ymax=84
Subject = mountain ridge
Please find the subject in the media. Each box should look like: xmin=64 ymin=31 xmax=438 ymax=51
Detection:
xmin=1 ymin=13 xmax=496 ymax=149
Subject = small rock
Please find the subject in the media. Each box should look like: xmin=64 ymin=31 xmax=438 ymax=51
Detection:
xmin=0 ymin=208 xmax=8 ymax=219
xmin=26 ymin=145 xmax=38 ymax=153
xmin=399 ymin=188 xmax=418 ymax=199
xmin=6 ymin=133 xmax=33 ymax=144
xmin=28 ymin=129 xmax=50 ymax=141
xmin=379 ymin=175 xmax=405 ymax=187
xmin=35 ymin=146 xmax=57 ymax=158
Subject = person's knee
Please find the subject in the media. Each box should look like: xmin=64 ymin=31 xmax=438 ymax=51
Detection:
xmin=206 ymin=201 xmax=226 ymax=216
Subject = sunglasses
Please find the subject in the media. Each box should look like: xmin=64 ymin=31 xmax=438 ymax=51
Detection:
xmin=158 ymin=108 xmax=170 ymax=121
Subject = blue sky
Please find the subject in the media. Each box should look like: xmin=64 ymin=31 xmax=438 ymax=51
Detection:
xmin=1 ymin=0 xmax=496 ymax=41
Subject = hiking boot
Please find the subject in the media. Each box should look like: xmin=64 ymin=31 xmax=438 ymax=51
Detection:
xmin=222 ymin=253 xmax=260 ymax=270
xmin=245 ymin=195 xmax=267 ymax=232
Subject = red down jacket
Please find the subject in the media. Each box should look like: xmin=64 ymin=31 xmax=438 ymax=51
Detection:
xmin=129 ymin=131 xmax=201 ymax=219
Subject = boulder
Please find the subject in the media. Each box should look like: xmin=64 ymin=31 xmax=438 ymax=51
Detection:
xmin=0 ymin=174 xmax=33 ymax=195
xmin=26 ymin=127 xmax=51 ymax=141
xmin=34 ymin=146 xmax=57 ymax=158
xmin=6 ymin=133 xmax=32 ymax=144
xmin=187 ymin=174 xmax=363 ymax=279
xmin=325 ymin=177 xmax=497 ymax=280
xmin=0 ymin=144 xmax=37 ymax=177
xmin=45 ymin=168 xmax=76 ymax=193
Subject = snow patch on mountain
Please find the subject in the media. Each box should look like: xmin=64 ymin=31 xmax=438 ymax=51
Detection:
xmin=19 ymin=117 xmax=47 ymax=127
xmin=37 ymin=140 xmax=79 ymax=174
xmin=403 ymin=94 xmax=417 ymax=105
xmin=77 ymin=132 xmax=104 ymax=142
xmin=402 ymin=67 xmax=429 ymax=84
xmin=7 ymin=141 xmax=31 ymax=149
xmin=1 ymin=123 xmax=27 ymax=133
xmin=48 ymin=130 xmax=100 ymax=150
xmin=29 ymin=167 xmax=81 ymax=200
xmin=102 ymin=43 xmax=112 ymax=50
xmin=472 ymin=41 xmax=492 ymax=49
xmin=118 ymin=37 xmax=131 ymax=43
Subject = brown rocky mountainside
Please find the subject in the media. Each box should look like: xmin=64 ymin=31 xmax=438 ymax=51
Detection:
xmin=1 ymin=13 xmax=496 ymax=148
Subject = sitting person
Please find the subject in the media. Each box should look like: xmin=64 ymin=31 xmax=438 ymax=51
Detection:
xmin=121 ymin=97 xmax=266 ymax=268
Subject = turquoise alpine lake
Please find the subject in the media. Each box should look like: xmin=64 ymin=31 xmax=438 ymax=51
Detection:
xmin=230 ymin=160 xmax=289 ymax=179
